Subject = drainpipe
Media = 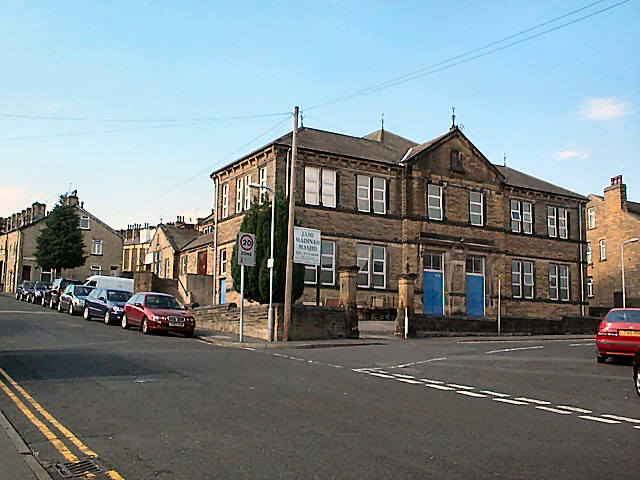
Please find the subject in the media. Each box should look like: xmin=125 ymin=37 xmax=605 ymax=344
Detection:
xmin=212 ymin=176 xmax=219 ymax=305
xmin=578 ymin=202 xmax=585 ymax=316
xmin=285 ymin=148 xmax=291 ymax=196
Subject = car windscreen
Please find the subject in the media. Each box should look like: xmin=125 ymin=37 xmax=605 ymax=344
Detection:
xmin=23 ymin=282 xmax=35 ymax=288
xmin=74 ymin=286 xmax=94 ymax=296
xmin=107 ymin=291 xmax=132 ymax=302
xmin=607 ymin=310 xmax=640 ymax=323
xmin=144 ymin=295 xmax=182 ymax=310
xmin=35 ymin=283 xmax=49 ymax=290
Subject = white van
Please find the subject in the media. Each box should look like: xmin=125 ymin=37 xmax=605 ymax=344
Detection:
xmin=83 ymin=275 xmax=134 ymax=292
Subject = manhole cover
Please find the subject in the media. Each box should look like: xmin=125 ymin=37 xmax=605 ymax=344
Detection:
xmin=54 ymin=458 xmax=103 ymax=478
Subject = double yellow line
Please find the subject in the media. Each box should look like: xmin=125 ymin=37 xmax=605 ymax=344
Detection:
xmin=0 ymin=366 xmax=125 ymax=479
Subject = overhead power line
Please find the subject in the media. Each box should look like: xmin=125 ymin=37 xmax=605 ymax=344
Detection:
xmin=0 ymin=111 xmax=291 ymax=123
xmin=306 ymin=0 xmax=629 ymax=111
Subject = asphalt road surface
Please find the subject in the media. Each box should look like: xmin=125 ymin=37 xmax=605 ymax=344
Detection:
xmin=1 ymin=294 xmax=638 ymax=479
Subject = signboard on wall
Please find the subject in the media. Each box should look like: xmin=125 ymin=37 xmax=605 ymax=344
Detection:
xmin=293 ymin=227 xmax=321 ymax=266
xmin=236 ymin=232 xmax=256 ymax=266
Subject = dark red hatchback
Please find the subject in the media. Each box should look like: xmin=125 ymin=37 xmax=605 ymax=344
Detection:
xmin=596 ymin=308 xmax=640 ymax=363
xmin=122 ymin=292 xmax=195 ymax=337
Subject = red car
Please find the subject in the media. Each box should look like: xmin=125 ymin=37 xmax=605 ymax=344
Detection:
xmin=596 ymin=308 xmax=640 ymax=363
xmin=122 ymin=292 xmax=195 ymax=337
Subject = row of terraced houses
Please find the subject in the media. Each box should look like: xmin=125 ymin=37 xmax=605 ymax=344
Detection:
xmin=2 ymin=119 xmax=638 ymax=321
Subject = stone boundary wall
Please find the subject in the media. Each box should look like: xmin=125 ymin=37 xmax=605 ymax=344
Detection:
xmin=192 ymin=303 xmax=348 ymax=341
xmin=413 ymin=314 xmax=602 ymax=336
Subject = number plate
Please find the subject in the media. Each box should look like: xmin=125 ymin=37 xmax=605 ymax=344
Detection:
xmin=169 ymin=322 xmax=184 ymax=327
xmin=618 ymin=330 xmax=640 ymax=336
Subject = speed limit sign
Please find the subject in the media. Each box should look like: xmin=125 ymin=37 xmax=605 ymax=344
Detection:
xmin=237 ymin=232 xmax=256 ymax=266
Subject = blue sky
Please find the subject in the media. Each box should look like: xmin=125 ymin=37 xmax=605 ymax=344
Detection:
xmin=1 ymin=0 xmax=638 ymax=229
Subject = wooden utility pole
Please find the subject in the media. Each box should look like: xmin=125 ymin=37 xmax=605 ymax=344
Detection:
xmin=283 ymin=106 xmax=299 ymax=341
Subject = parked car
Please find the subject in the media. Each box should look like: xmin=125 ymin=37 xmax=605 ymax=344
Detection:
xmin=15 ymin=281 xmax=35 ymax=301
xmin=634 ymin=349 xmax=640 ymax=398
xmin=122 ymin=292 xmax=195 ymax=337
xmin=58 ymin=285 xmax=94 ymax=315
xmin=44 ymin=278 xmax=83 ymax=308
xmin=596 ymin=308 xmax=640 ymax=363
xmin=83 ymin=288 xmax=132 ymax=325
xmin=30 ymin=282 xmax=51 ymax=304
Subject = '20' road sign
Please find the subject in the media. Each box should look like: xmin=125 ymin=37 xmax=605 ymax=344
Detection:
xmin=237 ymin=232 xmax=256 ymax=266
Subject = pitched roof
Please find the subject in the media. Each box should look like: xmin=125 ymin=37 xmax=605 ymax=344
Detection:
xmin=626 ymin=200 xmax=640 ymax=220
xmin=495 ymin=166 xmax=586 ymax=200
xmin=159 ymin=224 xmax=201 ymax=251
xmin=181 ymin=232 xmax=213 ymax=251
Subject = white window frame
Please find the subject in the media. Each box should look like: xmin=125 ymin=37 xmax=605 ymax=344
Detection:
xmin=427 ymin=184 xmax=443 ymax=221
xmin=522 ymin=202 xmax=533 ymax=234
xmin=259 ymin=167 xmax=268 ymax=204
xmin=304 ymin=166 xmax=320 ymax=206
xmin=91 ymin=240 xmax=103 ymax=256
xmin=220 ymin=248 xmax=227 ymax=275
xmin=321 ymin=169 xmax=336 ymax=208
xmin=304 ymin=240 xmax=336 ymax=286
xmin=559 ymin=264 xmax=570 ymax=301
xmin=469 ymin=191 xmax=483 ymax=226
xmin=587 ymin=207 xmax=595 ymax=229
xmin=90 ymin=265 xmax=101 ymax=276
xmin=181 ymin=256 xmax=187 ymax=275
xmin=236 ymin=177 xmax=243 ymax=214
xmin=372 ymin=177 xmax=386 ymax=214
xmin=549 ymin=264 xmax=559 ymax=300
xmin=600 ymin=239 xmax=606 ymax=260
xmin=357 ymin=244 xmax=371 ymax=288
xmin=511 ymin=260 xmax=522 ymax=299
xmin=357 ymin=175 xmax=371 ymax=213
xmin=510 ymin=200 xmax=521 ymax=233
xmin=356 ymin=243 xmax=386 ymax=289
xmin=586 ymin=242 xmax=592 ymax=264
xmin=80 ymin=215 xmax=90 ymax=229
xmin=512 ymin=259 xmax=534 ymax=299
xmin=587 ymin=277 xmax=594 ymax=298
xmin=523 ymin=261 xmax=534 ymax=299
xmin=222 ymin=184 xmax=229 ymax=219
xmin=244 ymin=174 xmax=252 ymax=211
xmin=558 ymin=207 xmax=568 ymax=239
xmin=547 ymin=206 xmax=557 ymax=238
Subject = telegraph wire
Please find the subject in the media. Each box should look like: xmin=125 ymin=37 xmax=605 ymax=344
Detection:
xmin=111 ymin=113 xmax=293 ymax=215
xmin=0 ymin=111 xmax=291 ymax=123
xmin=306 ymin=0 xmax=629 ymax=111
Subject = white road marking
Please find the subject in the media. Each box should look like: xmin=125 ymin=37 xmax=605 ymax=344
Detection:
xmin=388 ymin=357 xmax=447 ymax=369
xmin=635 ymin=426 xmax=640 ymax=430
xmin=556 ymin=406 xmax=592 ymax=414
xmin=536 ymin=406 xmax=572 ymax=415
xmin=479 ymin=390 xmax=510 ymax=398
xmin=514 ymin=397 xmax=551 ymax=405
xmin=327 ymin=364 xmax=343 ymax=369
xmin=493 ymin=398 xmax=529 ymax=405
xmin=569 ymin=343 xmax=595 ymax=347
xmin=368 ymin=372 xmax=395 ymax=379
xmin=457 ymin=391 xmax=486 ymax=398
xmin=244 ymin=348 xmax=256 ymax=351
xmin=447 ymin=384 xmax=475 ymax=390
xmin=273 ymin=353 xmax=287 ymax=358
xmin=392 ymin=374 xmax=417 ymax=379
xmin=601 ymin=414 xmax=640 ymax=424
xmin=425 ymin=384 xmax=455 ymax=391
xmin=421 ymin=379 xmax=445 ymax=384
xmin=395 ymin=378 xmax=423 ymax=385
xmin=486 ymin=346 xmax=544 ymax=354
xmin=579 ymin=415 xmax=621 ymax=424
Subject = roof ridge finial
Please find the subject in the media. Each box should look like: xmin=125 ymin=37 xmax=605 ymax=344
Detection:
xmin=380 ymin=113 xmax=385 ymax=143
xmin=451 ymin=106 xmax=456 ymax=130
xmin=503 ymin=153 xmax=507 ymax=167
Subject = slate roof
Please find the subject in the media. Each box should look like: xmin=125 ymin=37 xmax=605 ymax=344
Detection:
xmin=181 ymin=232 xmax=214 ymax=252
xmin=626 ymin=200 xmax=640 ymax=220
xmin=159 ymin=225 xmax=201 ymax=251
xmin=495 ymin=166 xmax=586 ymax=200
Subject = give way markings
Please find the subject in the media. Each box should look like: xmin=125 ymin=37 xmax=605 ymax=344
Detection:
xmin=0 ymin=366 xmax=125 ymax=479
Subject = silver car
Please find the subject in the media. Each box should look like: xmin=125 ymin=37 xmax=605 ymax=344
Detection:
xmin=58 ymin=285 xmax=94 ymax=315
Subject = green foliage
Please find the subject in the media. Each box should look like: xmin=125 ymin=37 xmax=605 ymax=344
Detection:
xmin=231 ymin=188 xmax=305 ymax=304
xmin=35 ymin=197 xmax=87 ymax=276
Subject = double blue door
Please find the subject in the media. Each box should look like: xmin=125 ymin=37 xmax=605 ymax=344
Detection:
xmin=219 ymin=279 xmax=226 ymax=304
xmin=466 ymin=274 xmax=484 ymax=317
xmin=423 ymin=270 xmax=444 ymax=315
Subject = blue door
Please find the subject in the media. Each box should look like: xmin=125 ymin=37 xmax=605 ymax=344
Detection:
xmin=466 ymin=274 xmax=485 ymax=316
xmin=219 ymin=279 xmax=226 ymax=304
xmin=423 ymin=270 xmax=444 ymax=315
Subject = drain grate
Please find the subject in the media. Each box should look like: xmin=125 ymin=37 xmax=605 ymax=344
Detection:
xmin=54 ymin=458 xmax=103 ymax=478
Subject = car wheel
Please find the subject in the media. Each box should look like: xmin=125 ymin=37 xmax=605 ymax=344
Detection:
xmin=57 ymin=301 xmax=63 ymax=312
xmin=141 ymin=318 xmax=150 ymax=335
xmin=635 ymin=364 xmax=640 ymax=398
xmin=104 ymin=311 xmax=110 ymax=325
xmin=83 ymin=307 xmax=91 ymax=321
xmin=597 ymin=354 xmax=607 ymax=364
xmin=49 ymin=299 xmax=55 ymax=309
xmin=69 ymin=303 xmax=75 ymax=316
xmin=41 ymin=297 xmax=47 ymax=307
xmin=121 ymin=314 xmax=130 ymax=329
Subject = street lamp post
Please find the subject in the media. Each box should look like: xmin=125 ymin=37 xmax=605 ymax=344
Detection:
xmin=621 ymin=237 xmax=638 ymax=308
xmin=249 ymin=183 xmax=275 ymax=341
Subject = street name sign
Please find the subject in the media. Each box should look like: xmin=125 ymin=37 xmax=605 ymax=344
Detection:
xmin=293 ymin=227 xmax=321 ymax=266
xmin=237 ymin=232 xmax=256 ymax=266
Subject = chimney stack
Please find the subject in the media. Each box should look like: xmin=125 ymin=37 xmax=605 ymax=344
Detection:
xmin=604 ymin=174 xmax=628 ymax=212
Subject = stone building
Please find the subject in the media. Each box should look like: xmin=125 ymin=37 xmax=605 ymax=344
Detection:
xmin=121 ymin=223 xmax=156 ymax=277
xmin=145 ymin=221 xmax=200 ymax=279
xmin=196 ymin=121 xmax=587 ymax=320
xmin=0 ymin=192 xmax=123 ymax=292
xmin=586 ymin=175 xmax=640 ymax=313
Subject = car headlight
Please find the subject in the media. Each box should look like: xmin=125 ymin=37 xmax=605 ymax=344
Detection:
xmin=112 ymin=306 xmax=123 ymax=313
xmin=152 ymin=315 xmax=167 ymax=322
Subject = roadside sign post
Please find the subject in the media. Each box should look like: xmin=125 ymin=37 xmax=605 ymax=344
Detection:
xmin=237 ymin=232 xmax=256 ymax=342
xmin=497 ymin=276 xmax=501 ymax=336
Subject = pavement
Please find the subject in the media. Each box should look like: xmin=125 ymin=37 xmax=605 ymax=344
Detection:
xmin=0 ymin=408 xmax=52 ymax=480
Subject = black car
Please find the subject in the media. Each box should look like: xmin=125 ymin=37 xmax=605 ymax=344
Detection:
xmin=83 ymin=288 xmax=133 ymax=325
xmin=15 ymin=281 xmax=35 ymax=301
xmin=634 ymin=349 xmax=640 ymax=398
xmin=44 ymin=278 xmax=83 ymax=308
xmin=30 ymin=282 xmax=51 ymax=304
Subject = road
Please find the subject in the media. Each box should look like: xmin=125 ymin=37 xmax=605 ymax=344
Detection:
xmin=0 ymin=294 xmax=638 ymax=479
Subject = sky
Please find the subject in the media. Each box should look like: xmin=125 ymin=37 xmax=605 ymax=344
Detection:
xmin=1 ymin=0 xmax=638 ymax=230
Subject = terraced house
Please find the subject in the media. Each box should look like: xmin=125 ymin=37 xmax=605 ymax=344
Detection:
xmin=199 ymin=119 xmax=587 ymax=320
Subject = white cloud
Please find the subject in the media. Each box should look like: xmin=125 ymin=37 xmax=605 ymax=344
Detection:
xmin=0 ymin=184 xmax=45 ymax=216
xmin=553 ymin=150 xmax=590 ymax=160
xmin=578 ymin=97 xmax=631 ymax=120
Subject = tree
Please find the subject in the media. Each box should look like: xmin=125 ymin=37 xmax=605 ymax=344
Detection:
xmin=231 ymin=188 xmax=305 ymax=304
xmin=35 ymin=196 xmax=87 ymax=278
